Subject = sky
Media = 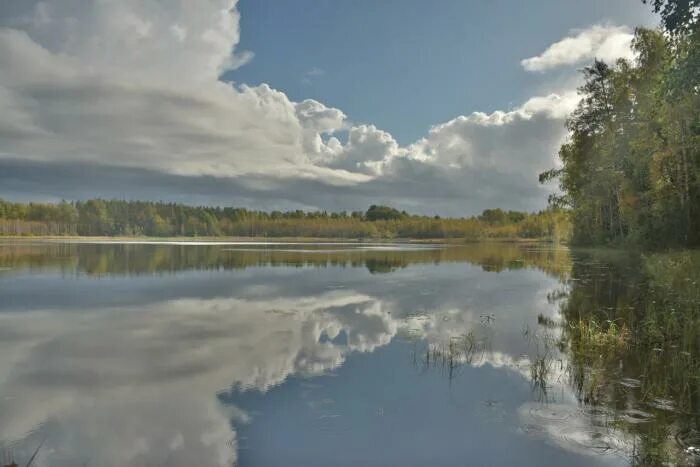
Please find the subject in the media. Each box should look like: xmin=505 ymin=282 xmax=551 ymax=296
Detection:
xmin=0 ymin=0 xmax=658 ymax=216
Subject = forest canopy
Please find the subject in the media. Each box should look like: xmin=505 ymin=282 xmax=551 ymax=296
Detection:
xmin=542 ymin=0 xmax=699 ymax=247
xmin=0 ymin=198 xmax=570 ymax=241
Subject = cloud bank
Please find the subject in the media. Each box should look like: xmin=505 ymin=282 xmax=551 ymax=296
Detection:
xmin=0 ymin=2 xmax=637 ymax=214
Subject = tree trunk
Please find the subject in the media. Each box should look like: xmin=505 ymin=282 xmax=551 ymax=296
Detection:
xmin=680 ymin=118 xmax=690 ymax=243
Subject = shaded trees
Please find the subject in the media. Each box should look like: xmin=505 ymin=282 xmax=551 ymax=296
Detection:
xmin=542 ymin=22 xmax=699 ymax=247
xmin=365 ymin=205 xmax=406 ymax=221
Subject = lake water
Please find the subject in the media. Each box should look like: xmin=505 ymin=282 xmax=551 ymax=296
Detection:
xmin=0 ymin=241 xmax=698 ymax=466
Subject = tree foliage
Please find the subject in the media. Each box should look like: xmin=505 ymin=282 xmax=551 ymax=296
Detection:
xmin=365 ymin=205 xmax=406 ymax=221
xmin=643 ymin=0 xmax=699 ymax=35
xmin=542 ymin=19 xmax=699 ymax=247
xmin=0 ymin=198 xmax=570 ymax=241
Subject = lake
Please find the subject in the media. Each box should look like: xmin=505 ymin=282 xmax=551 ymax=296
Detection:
xmin=0 ymin=241 xmax=698 ymax=466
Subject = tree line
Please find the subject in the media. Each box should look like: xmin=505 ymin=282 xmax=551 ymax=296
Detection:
xmin=542 ymin=0 xmax=699 ymax=247
xmin=0 ymin=199 xmax=570 ymax=241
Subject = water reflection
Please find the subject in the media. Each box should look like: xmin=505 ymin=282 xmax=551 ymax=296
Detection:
xmin=0 ymin=240 xmax=570 ymax=278
xmin=0 ymin=291 xmax=393 ymax=466
xmin=557 ymin=249 xmax=700 ymax=466
xmin=0 ymin=241 xmax=696 ymax=466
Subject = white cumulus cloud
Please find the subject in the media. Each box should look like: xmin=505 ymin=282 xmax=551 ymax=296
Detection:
xmin=0 ymin=0 xmax=595 ymax=214
xmin=521 ymin=24 xmax=635 ymax=72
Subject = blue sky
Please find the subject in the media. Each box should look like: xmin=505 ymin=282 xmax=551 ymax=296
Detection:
xmin=0 ymin=0 xmax=660 ymax=215
xmin=230 ymin=0 xmax=655 ymax=144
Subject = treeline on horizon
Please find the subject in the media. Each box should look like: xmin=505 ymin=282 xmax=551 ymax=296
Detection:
xmin=542 ymin=0 xmax=699 ymax=248
xmin=0 ymin=199 xmax=570 ymax=241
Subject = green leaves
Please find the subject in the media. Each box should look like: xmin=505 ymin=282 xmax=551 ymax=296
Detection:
xmin=544 ymin=25 xmax=699 ymax=247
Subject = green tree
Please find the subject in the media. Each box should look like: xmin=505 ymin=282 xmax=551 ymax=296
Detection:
xmin=541 ymin=22 xmax=699 ymax=247
xmin=365 ymin=205 xmax=405 ymax=221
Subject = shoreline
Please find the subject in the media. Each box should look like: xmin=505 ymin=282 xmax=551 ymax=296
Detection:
xmin=0 ymin=235 xmax=558 ymax=245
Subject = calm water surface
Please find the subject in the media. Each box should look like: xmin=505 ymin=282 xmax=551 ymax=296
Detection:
xmin=0 ymin=241 xmax=698 ymax=466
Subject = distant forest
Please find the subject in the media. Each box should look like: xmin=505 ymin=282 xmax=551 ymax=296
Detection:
xmin=0 ymin=199 xmax=570 ymax=241
xmin=542 ymin=0 xmax=699 ymax=247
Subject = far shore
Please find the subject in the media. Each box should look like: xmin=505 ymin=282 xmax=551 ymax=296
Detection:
xmin=0 ymin=235 xmax=559 ymax=245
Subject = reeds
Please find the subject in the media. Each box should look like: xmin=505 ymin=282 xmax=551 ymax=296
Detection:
xmin=568 ymin=318 xmax=629 ymax=352
xmin=412 ymin=330 xmax=487 ymax=380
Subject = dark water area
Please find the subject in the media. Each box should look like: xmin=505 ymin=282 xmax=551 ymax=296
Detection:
xmin=0 ymin=240 xmax=697 ymax=466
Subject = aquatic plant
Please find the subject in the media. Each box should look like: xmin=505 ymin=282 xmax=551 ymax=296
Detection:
xmin=557 ymin=249 xmax=700 ymax=465
xmin=567 ymin=318 xmax=629 ymax=352
xmin=411 ymin=330 xmax=489 ymax=381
